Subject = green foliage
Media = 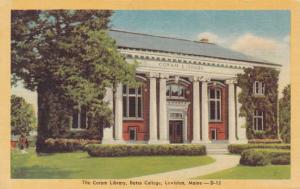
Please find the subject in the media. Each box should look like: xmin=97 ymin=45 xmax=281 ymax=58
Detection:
xmin=240 ymin=149 xmax=290 ymax=166
xmin=279 ymin=85 xmax=290 ymax=143
xmin=237 ymin=67 xmax=279 ymax=139
xmin=86 ymin=144 xmax=206 ymax=157
xmin=11 ymin=95 xmax=36 ymax=135
xmin=228 ymin=143 xmax=290 ymax=154
xmin=11 ymin=10 xmax=138 ymax=152
xmin=248 ymin=139 xmax=282 ymax=144
xmin=41 ymin=138 xmax=100 ymax=153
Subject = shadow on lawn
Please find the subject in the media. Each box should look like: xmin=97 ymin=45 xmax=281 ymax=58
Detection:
xmin=11 ymin=165 xmax=77 ymax=179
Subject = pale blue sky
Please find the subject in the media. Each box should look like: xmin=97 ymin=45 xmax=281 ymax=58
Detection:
xmin=111 ymin=10 xmax=290 ymax=41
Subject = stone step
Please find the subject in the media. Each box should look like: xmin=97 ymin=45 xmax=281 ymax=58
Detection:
xmin=207 ymin=148 xmax=229 ymax=155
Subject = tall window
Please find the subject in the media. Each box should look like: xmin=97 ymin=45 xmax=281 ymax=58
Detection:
xmin=72 ymin=106 xmax=88 ymax=130
xmin=253 ymin=81 xmax=265 ymax=95
xmin=253 ymin=110 xmax=264 ymax=130
xmin=166 ymin=84 xmax=186 ymax=99
xmin=123 ymin=85 xmax=143 ymax=119
xmin=209 ymin=88 xmax=221 ymax=121
xmin=129 ymin=127 xmax=137 ymax=141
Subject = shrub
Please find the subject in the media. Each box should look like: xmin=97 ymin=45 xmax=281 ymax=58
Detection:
xmin=228 ymin=144 xmax=290 ymax=154
xmin=248 ymin=139 xmax=282 ymax=144
xmin=240 ymin=149 xmax=290 ymax=166
xmin=86 ymin=144 xmax=206 ymax=157
xmin=42 ymin=138 xmax=100 ymax=153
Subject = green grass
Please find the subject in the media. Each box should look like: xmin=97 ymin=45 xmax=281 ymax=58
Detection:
xmin=196 ymin=165 xmax=290 ymax=179
xmin=11 ymin=148 xmax=215 ymax=179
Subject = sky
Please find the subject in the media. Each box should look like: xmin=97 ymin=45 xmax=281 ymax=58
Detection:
xmin=12 ymin=10 xmax=290 ymax=111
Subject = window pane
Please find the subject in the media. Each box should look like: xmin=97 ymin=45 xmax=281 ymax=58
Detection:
xmin=178 ymin=86 xmax=183 ymax=96
xmin=177 ymin=124 xmax=182 ymax=135
xmin=137 ymin=87 xmax=142 ymax=95
xmin=138 ymin=97 xmax=142 ymax=118
xmin=216 ymin=90 xmax=221 ymax=99
xmin=258 ymin=118 xmax=262 ymax=130
xmin=123 ymin=96 xmax=127 ymax=117
xmin=129 ymin=88 xmax=135 ymax=94
xmin=72 ymin=112 xmax=78 ymax=129
xmin=166 ymin=85 xmax=170 ymax=96
xmin=256 ymin=82 xmax=259 ymax=93
xmin=210 ymin=89 xmax=215 ymax=98
xmin=216 ymin=101 xmax=221 ymax=120
xmin=129 ymin=128 xmax=136 ymax=140
xmin=80 ymin=107 xmax=87 ymax=129
xmin=210 ymin=101 xmax=215 ymax=120
xmin=129 ymin=97 xmax=136 ymax=117
xmin=171 ymin=85 xmax=179 ymax=96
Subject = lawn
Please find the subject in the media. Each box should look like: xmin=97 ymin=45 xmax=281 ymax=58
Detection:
xmin=196 ymin=165 xmax=290 ymax=179
xmin=11 ymin=148 xmax=215 ymax=179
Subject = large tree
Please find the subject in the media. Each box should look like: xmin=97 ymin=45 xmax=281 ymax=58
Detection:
xmin=279 ymin=85 xmax=290 ymax=143
xmin=11 ymin=10 xmax=137 ymax=152
xmin=11 ymin=95 xmax=36 ymax=135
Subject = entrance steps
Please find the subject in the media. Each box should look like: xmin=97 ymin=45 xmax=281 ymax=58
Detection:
xmin=206 ymin=142 xmax=229 ymax=155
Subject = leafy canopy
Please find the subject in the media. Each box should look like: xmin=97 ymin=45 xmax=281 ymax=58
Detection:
xmin=279 ymin=85 xmax=290 ymax=143
xmin=11 ymin=95 xmax=36 ymax=135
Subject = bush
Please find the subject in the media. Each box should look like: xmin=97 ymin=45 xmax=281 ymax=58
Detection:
xmin=248 ymin=139 xmax=283 ymax=144
xmin=228 ymin=144 xmax=290 ymax=154
xmin=240 ymin=149 xmax=290 ymax=166
xmin=86 ymin=144 xmax=206 ymax=157
xmin=42 ymin=138 xmax=100 ymax=153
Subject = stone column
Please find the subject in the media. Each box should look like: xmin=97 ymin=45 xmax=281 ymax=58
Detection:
xmin=183 ymin=112 xmax=188 ymax=143
xmin=148 ymin=72 xmax=159 ymax=143
xmin=191 ymin=77 xmax=201 ymax=143
xmin=102 ymin=87 xmax=114 ymax=143
xmin=201 ymin=78 xmax=210 ymax=143
xmin=226 ymin=79 xmax=237 ymax=143
xmin=159 ymin=73 xmax=169 ymax=143
xmin=114 ymin=83 xmax=124 ymax=143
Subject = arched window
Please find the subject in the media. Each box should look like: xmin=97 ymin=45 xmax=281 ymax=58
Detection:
xmin=209 ymin=88 xmax=221 ymax=121
xmin=166 ymin=84 xmax=186 ymax=99
xmin=122 ymin=85 xmax=143 ymax=119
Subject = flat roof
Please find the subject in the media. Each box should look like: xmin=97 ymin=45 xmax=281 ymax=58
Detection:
xmin=109 ymin=29 xmax=281 ymax=67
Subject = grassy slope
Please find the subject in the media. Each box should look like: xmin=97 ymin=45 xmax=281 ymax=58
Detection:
xmin=197 ymin=165 xmax=290 ymax=179
xmin=11 ymin=148 xmax=214 ymax=179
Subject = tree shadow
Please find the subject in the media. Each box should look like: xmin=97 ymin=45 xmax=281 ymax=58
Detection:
xmin=11 ymin=165 xmax=77 ymax=179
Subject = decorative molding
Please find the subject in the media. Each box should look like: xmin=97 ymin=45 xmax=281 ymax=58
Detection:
xmin=225 ymin=78 xmax=237 ymax=84
xmin=159 ymin=73 xmax=169 ymax=79
xmin=147 ymin=72 xmax=160 ymax=78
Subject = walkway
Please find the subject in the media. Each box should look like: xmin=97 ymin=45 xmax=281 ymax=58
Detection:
xmin=130 ymin=155 xmax=240 ymax=179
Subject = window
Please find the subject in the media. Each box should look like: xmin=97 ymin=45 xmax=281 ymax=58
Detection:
xmin=253 ymin=110 xmax=264 ymax=130
xmin=253 ymin=81 xmax=265 ymax=95
xmin=72 ymin=106 xmax=88 ymax=130
xmin=209 ymin=88 xmax=221 ymax=121
xmin=129 ymin=127 xmax=137 ymax=141
xmin=123 ymin=85 xmax=143 ymax=119
xmin=166 ymin=84 xmax=186 ymax=99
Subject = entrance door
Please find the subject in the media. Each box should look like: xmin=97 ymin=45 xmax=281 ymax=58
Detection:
xmin=169 ymin=120 xmax=183 ymax=143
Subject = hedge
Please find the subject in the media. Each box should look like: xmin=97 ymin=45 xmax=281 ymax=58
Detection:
xmin=86 ymin=144 xmax=206 ymax=157
xmin=240 ymin=149 xmax=290 ymax=166
xmin=42 ymin=138 xmax=100 ymax=153
xmin=228 ymin=144 xmax=290 ymax=154
xmin=248 ymin=139 xmax=283 ymax=144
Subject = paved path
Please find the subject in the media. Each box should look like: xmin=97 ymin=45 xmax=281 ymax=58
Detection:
xmin=130 ymin=155 xmax=240 ymax=179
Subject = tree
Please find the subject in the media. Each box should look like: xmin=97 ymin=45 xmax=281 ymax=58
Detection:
xmin=11 ymin=95 xmax=36 ymax=135
xmin=237 ymin=67 xmax=279 ymax=139
xmin=11 ymin=10 xmax=137 ymax=152
xmin=279 ymin=85 xmax=290 ymax=143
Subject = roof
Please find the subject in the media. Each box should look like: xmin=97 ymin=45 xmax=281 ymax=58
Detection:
xmin=109 ymin=29 xmax=280 ymax=66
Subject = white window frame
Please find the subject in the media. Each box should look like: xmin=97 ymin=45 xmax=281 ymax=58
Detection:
xmin=253 ymin=110 xmax=264 ymax=131
xmin=123 ymin=85 xmax=143 ymax=120
xmin=209 ymin=88 xmax=222 ymax=122
xmin=253 ymin=81 xmax=265 ymax=95
xmin=129 ymin=127 xmax=137 ymax=141
xmin=71 ymin=106 xmax=88 ymax=131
